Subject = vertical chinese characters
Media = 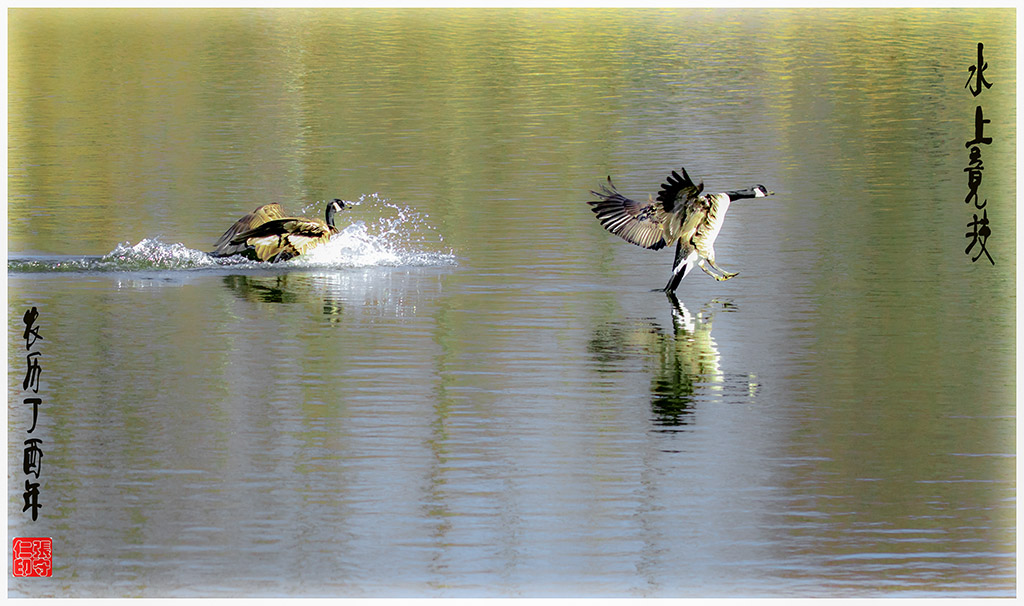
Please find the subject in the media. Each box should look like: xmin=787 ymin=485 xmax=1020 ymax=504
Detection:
xmin=21 ymin=307 xmax=44 ymax=521
xmin=964 ymin=42 xmax=994 ymax=265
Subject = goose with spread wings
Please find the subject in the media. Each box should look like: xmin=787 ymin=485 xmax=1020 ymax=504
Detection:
xmin=588 ymin=167 xmax=772 ymax=292
xmin=210 ymin=198 xmax=347 ymax=262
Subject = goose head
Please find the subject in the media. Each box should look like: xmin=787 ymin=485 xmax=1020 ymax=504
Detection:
xmin=325 ymin=198 xmax=347 ymax=227
xmin=725 ymin=185 xmax=774 ymax=200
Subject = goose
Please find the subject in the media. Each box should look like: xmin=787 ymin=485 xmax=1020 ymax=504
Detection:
xmin=588 ymin=167 xmax=772 ymax=292
xmin=210 ymin=198 xmax=347 ymax=262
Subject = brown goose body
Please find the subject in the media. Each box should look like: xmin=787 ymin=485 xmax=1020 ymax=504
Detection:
xmin=210 ymin=203 xmax=288 ymax=258
xmin=588 ymin=167 xmax=771 ymax=291
xmin=211 ymin=199 xmax=346 ymax=263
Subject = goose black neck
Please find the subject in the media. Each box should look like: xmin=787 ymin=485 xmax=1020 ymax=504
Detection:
xmin=724 ymin=188 xmax=759 ymax=200
xmin=325 ymin=201 xmax=339 ymax=228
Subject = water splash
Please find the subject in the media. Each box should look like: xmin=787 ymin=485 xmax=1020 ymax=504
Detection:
xmin=103 ymin=238 xmax=225 ymax=270
xmin=8 ymin=239 xmax=224 ymax=273
xmin=292 ymin=193 xmax=456 ymax=267
xmin=8 ymin=194 xmax=456 ymax=273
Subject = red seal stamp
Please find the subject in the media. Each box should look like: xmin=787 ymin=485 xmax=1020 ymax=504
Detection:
xmin=12 ymin=537 xmax=52 ymax=577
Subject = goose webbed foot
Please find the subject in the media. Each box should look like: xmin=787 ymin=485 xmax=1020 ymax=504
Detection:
xmin=701 ymin=258 xmax=738 ymax=281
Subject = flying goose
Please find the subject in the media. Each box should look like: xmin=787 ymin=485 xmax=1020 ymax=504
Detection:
xmin=210 ymin=198 xmax=347 ymax=262
xmin=588 ymin=167 xmax=772 ymax=292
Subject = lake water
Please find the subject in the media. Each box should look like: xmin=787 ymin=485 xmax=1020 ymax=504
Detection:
xmin=7 ymin=8 xmax=1016 ymax=598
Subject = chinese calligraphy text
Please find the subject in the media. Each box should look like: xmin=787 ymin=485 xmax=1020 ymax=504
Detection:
xmin=20 ymin=307 xmax=44 ymax=521
xmin=964 ymin=42 xmax=994 ymax=265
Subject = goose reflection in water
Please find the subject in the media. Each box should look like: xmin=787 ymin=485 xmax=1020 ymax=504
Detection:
xmin=221 ymin=273 xmax=344 ymax=320
xmin=588 ymin=294 xmax=757 ymax=427
xmin=652 ymin=294 xmax=730 ymax=426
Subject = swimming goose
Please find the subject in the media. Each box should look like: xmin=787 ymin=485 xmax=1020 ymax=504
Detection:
xmin=211 ymin=198 xmax=347 ymax=262
xmin=588 ymin=167 xmax=772 ymax=292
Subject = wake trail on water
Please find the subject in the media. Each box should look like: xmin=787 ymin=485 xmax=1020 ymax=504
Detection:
xmin=9 ymin=194 xmax=457 ymax=273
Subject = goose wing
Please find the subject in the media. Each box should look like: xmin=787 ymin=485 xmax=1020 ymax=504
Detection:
xmin=230 ymin=218 xmax=335 ymax=262
xmin=656 ymin=168 xmax=704 ymax=213
xmin=588 ymin=177 xmax=669 ymax=250
xmin=211 ymin=203 xmax=287 ymax=257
